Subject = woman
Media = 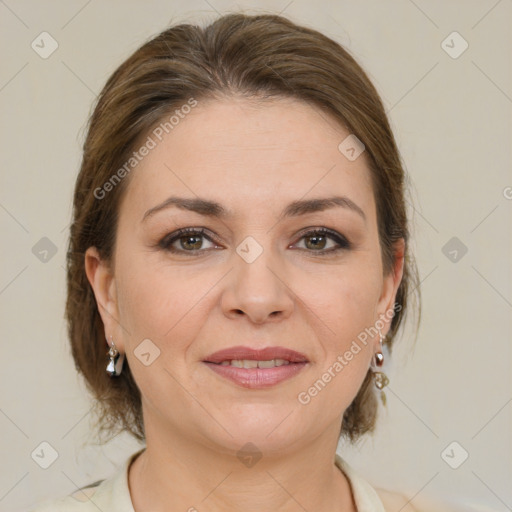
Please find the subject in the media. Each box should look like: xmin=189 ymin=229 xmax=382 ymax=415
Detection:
xmin=32 ymin=12 xmax=420 ymax=512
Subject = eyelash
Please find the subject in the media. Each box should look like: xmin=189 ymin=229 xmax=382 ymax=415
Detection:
xmin=158 ymin=227 xmax=351 ymax=256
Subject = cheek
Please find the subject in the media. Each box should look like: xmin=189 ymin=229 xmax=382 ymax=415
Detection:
xmin=335 ymin=281 xmax=379 ymax=343
xmin=115 ymin=251 xmax=219 ymax=348
xmin=301 ymin=260 xmax=381 ymax=340
xmin=297 ymin=262 xmax=380 ymax=392
xmin=114 ymin=255 xmax=205 ymax=398
xmin=300 ymin=295 xmax=376 ymax=415
xmin=115 ymin=249 xmax=181 ymax=337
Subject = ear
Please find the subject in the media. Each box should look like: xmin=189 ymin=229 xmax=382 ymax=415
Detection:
xmin=84 ymin=247 xmax=125 ymax=353
xmin=376 ymin=238 xmax=405 ymax=338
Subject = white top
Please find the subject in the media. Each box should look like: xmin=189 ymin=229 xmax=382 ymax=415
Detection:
xmin=29 ymin=449 xmax=386 ymax=512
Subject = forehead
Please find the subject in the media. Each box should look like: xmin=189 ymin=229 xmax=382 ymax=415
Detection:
xmin=119 ymin=96 xmax=375 ymax=222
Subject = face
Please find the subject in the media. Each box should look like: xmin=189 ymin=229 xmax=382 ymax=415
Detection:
xmin=87 ymin=95 xmax=403 ymax=456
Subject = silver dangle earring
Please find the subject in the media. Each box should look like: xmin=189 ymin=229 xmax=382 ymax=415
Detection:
xmin=106 ymin=336 xmax=125 ymax=377
xmin=371 ymin=328 xmax=389 ymax=405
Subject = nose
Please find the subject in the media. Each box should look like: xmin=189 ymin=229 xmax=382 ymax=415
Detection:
xmin=220 ymin=241 xmax=294 ymax=324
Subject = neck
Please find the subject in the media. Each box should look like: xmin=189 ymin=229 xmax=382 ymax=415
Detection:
xmin=128 ymin=423 xmax=357 ymax=512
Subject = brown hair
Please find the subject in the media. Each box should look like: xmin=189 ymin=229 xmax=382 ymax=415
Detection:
xmin=66 ymin=12 xmax=420 ymax=444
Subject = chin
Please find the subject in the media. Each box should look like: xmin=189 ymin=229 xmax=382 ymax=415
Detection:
xmin=205 ymin=409 xmax=307 ymax=453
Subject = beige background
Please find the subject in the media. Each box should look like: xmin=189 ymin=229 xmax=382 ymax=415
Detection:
xmin=1 ymin=1 xmax=510 ymax=511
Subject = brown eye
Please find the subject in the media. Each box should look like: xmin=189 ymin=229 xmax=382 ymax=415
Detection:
xmin=159 ymin=228 xmax=220 ymax=253
xmin=293 ymin=228 xmax=351 ymax=255
xmin=179 ymin=234 xmax=204 ymax=251
xmin=304 ymin=233 xmax=328 ymax=250
xmin=159 ymin=227 xmax=350 ymax=256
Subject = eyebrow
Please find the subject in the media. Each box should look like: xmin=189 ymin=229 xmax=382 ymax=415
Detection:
xmin=142 ymin=195 xmax=366 ymax=223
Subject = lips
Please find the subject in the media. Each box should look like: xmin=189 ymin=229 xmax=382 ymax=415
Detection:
xmin=202 ymin=345 xmax=309 ymax=389
xmin=203 ymin=345 xmax=309 ymax=364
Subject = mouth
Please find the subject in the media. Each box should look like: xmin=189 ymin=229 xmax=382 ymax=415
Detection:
xmin=203 ymin=345 xmax=309 ymax=389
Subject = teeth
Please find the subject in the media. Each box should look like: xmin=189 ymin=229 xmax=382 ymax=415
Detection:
xmin=219 ymin=359 xmax=291 ymax=368
xmin=257 ymin=359 xmax=275 ymax=368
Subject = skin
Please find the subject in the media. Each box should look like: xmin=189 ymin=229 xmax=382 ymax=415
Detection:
xmin=86 ymin=95 xmax=404 ymax=512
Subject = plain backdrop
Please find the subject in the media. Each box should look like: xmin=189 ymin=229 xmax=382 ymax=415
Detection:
xmin=1 ymin=1 xmax=510 ymax=511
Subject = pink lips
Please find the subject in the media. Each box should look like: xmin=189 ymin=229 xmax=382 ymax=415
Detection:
xmin=203 ymin=345 xmax=309 ymax=389
xmin=204 ymin=346 xmax=308 ymax=364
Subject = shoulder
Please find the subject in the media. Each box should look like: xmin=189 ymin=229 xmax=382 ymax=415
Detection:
xmin=28 ymin=481 xmax=104 ymax=511
xmin=28 ymin=448 xmax=143 ymax=512
xmin=374 ymin=487 xmax=419 ymax=511
xmin=375 ymin=489 xmax=474 ymax=512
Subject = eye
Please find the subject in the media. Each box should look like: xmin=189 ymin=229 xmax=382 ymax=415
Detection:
xmin=158 ymin=226 xmax=351 ymax=256
xmin=292 ymin=228 xmax=351 ymax=255
xmin=159 ymin=228 xmax=221 ymax=254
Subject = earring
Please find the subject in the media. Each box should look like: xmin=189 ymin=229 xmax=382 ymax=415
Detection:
xmin=371 ymin=328 xmax=389 ymax=405
xmin=106 ymin=336 xmax=125 ymax=377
